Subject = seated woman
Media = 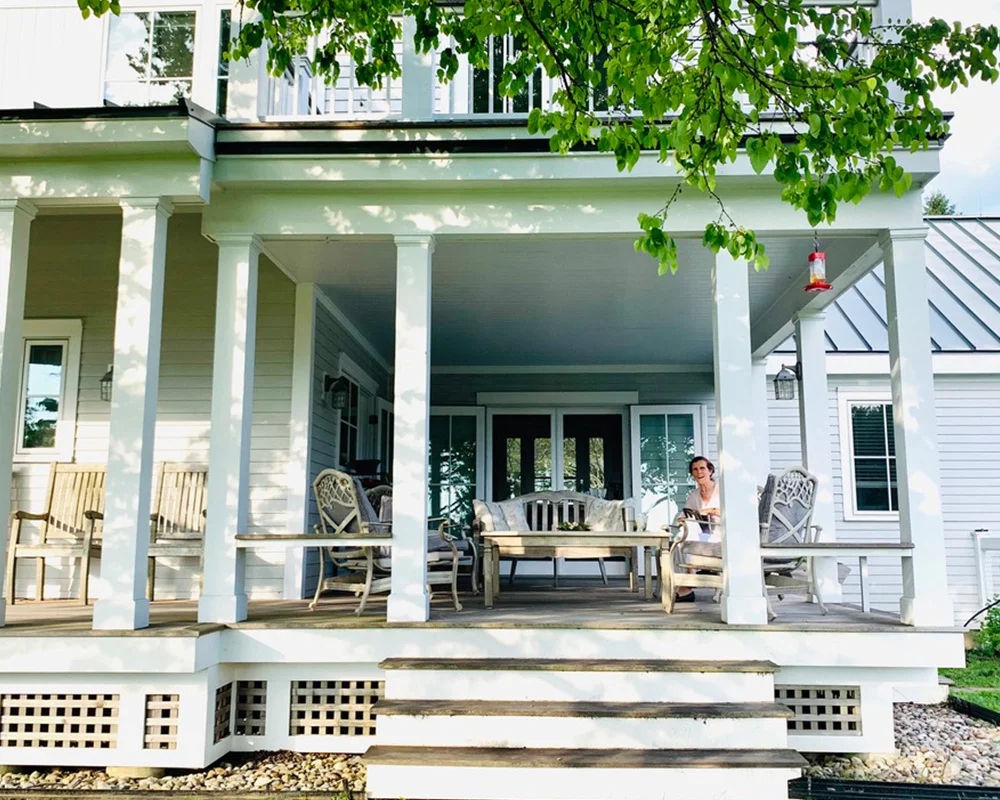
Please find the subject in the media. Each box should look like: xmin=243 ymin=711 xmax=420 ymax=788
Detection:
xmin=674 ymin=455 xmax=721 ymax=602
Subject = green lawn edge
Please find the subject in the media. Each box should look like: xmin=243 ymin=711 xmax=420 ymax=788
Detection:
xmin=942 ymin=650 xmax=1000 ymax=688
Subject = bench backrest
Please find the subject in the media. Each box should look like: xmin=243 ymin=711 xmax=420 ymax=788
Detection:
xmin=39 ymin=463 xmax=106 ymax=543
xmin=524 ymin=496 xmax=587 ymax=531
xmin=475 ymin=490 xmax=635 ymax=533
xmin=151 ymin=463 xmax=208 ymax=541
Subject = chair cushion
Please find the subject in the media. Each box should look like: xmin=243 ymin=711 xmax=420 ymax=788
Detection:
xmin=427 ymin=533 xmax=473 ymax=553
xmin=498 ymin=500 xmax=529 ymax=531
xmin=473 ymin=499 xmax=509 ymax=532
xmin=682 ymin=541 xmax=722 ymax=559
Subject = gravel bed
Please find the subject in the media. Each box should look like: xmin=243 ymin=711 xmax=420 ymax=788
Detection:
xmin=0 ymin=752 xmax=365 ymax=794
xmin=807 ymin=702 xmax=1000 ymax=786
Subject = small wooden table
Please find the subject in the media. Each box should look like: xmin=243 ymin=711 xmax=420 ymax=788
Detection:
xmin=482 ymin=532 xmax=673 ymax=609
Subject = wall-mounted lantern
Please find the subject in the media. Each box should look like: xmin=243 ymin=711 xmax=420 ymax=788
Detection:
xmin=773 ymin=362 xmax=801 ymax=401
xmin=324 ymin=374 xmax=350 ymax=410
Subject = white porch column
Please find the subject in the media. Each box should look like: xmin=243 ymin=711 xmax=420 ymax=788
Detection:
xmin=751 ymin=358 xmax=771 ymax=486
xmin=881 ymin=229 xmax=954 ymax=627
xmin=284 ymin=282 xmax=316 ymax=599
xmin=93 ymin=198 xmax=172 ymax=631
xmin=387 ymin=234 xmax=433 ymax=622
xmin=0 ymin=200 xmax=35 ymax=624
xmin=713 ymin=251 xmax=769 ymax=625
xmin=794 ymin=310 xmax=842 ymax=603
xmin=401 ymin=17 xmax=435 ymax=120
xmin=198 ymin=235 xmax=260 ymax=624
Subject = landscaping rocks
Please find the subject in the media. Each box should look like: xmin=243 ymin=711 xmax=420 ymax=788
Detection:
xmin=0 ymin=751 xmax=366 ymax=794
xmin=807 ymin=702 xmax=1000 ymax=786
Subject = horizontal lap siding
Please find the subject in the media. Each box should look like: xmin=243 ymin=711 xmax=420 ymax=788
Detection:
xmin=768 ymin=374 xmax=1000 ymax=626
xmin=10 ymin=214 xmax=294 ymax=601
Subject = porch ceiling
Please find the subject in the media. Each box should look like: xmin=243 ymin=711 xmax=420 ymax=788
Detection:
xmin=266 ymin=235 xmax=876 ymax=366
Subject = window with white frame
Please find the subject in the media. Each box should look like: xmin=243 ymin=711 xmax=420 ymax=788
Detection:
xmin=104 ymin=10 xmax=197 ymax=106
xmin=336 ymin=354 xmax=379 ymax=472
xmin=15 ymin=321 xmax=82 ymax=462
xmin=839 ymin=391 xmax=897 ymax=518
xmin=338 ymin=374 xmax=362 ymax=469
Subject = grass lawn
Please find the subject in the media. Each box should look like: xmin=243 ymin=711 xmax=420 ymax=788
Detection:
xmin=952 ymin=689 xmax=1000 ymax=714
xmin=941 ymin=649 xmax=1000 ymax=688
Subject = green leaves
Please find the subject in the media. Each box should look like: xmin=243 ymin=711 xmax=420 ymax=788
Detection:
xmin=73 ymin=0 xmax=1000 ymax=278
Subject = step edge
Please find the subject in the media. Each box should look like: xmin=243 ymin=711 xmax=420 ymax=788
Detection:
xmin=378 ymin=658 xmax=779 ymax=673
xmin=375 ymin=700 xmax=795 ymax=719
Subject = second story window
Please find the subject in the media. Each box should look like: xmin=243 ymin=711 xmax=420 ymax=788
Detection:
xmin=104 ymin=11 xmax=197 ymax=106
xmin=217 ymin=9 xmax=232 ymax=116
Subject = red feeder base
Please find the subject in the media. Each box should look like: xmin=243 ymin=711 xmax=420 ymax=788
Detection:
xmin=803 ymin=281 xmax=833 ymax=293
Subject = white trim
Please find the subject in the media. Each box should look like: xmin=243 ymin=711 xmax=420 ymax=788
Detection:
xmin=434 ymin=365 xmax=714 ymax=375
xmin=283 ymin=284 xmax=316 ymax=600
xmin=836 ymin=388 xmax=898 ymax=522
xmin=972 ymin=529 xmax=1000 ymax=610
xmin=338 ymin=352 xmax=379 ymax=396
xmin=430 ymin=406 xmax=487 ymax=505
xmin=315 ymin=289 xmax=390 ymax=374
xmin=477 ymin=391 xmax=639 ymax=406
xmin=13 ymin=319 xmax=82 ymax=464
xmin=766 ymin=352 xmax=1000 ymax=376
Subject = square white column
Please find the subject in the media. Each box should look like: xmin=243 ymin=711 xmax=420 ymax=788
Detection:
xmin=713 ymin=251 xmax=769 ymax=625
xmin=198 ymin=235 xmax=260 ymax=624
xmin=881 ymin=229 xmax=954 ymax=627
xmin=751 ymin=358 xmax=771 ymax=487
xmin=387 ymin=234 xmax=433 ymax=623
xmin=794 ymin=310 xmax=842 ymax=603
xmin=93 ymin=198 xmax=172 ymax=631
xmin=0 ymin=199 xmax=35 ymax=625
xmin=400 ymin=17 xmax=435 ymax=120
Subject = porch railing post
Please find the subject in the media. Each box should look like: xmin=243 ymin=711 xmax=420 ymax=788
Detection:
xmin=198 ymin=235 xmax=261 ymax=624
xmin=387 ymin=234 xmax=433 ymax=623
xmin=0 ymin=200 xmax=35 ymax=625
xmin=713 ymin=250 xmax=769 ymax=625
xmin=93 ymin=197 xmax=172 ymax=631
xmin=795 ymin=310 xmax=842 ymax=603
xmin=881 ymin=228 xmax=954 ymax=627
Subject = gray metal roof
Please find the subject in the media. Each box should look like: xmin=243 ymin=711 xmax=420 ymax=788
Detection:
xmin=777 ymin=217 xmax=1000 ymax=353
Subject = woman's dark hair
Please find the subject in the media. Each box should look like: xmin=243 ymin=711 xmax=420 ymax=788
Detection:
xmin=688 ymin=456 xmax=715 ymax=477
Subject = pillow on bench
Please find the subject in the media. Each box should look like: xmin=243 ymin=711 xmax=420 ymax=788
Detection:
xmin=473 ymin=499 xmax=509 ymax=532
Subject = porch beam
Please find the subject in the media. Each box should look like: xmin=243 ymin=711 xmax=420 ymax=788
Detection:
xmin=387 ymin=234 xmax=434 ymax=623
xmin=198 ymin=234 xmax=261 ymax=624
xmin=93 ymin=197 xmax=172 ymax=631
xmin=0 ymin=199 xmax=35 ymax=624
xmin=881 ymin=228 xmax=954 ymax=627
xmin=712 ymin=251 xmax=769 ymax=625
xmin=794 ymin=311 xmax=842 ymax=603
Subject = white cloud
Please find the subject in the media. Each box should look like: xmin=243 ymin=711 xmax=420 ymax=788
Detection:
xmin=911 ymin=1 xmax=1000 ymax=214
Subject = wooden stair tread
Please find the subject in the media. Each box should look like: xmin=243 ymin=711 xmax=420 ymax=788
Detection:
xmin=375 ymin=699 xmax=794 ymax=718
xmin=378 ymin=658 xmax=778 ymax=673
xmin=364 ymin=746 xmax=808 ymax=769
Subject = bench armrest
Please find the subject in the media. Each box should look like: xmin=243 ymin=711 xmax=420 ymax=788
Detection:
xmin=12 ymin=511 xmax=49 ymax=521
xmin=84 ymin=510 xmax=104 ymax=521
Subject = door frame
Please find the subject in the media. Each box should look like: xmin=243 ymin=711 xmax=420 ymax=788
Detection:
xmin=628 ymin=404 xmax=709 ymax=513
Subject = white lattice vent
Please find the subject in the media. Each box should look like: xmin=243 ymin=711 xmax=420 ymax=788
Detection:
xmin=143 ymin=694 xmax=179 ymax=751
xmin=289 ymin=680 xmax=383 ymax=737
xmin=235 ymin=680 xmax=267 ymax=736
xmin=0 ymin=693 xmax=119 ymax=749
xmin=777 ymin=685 xmax=862 ymax=735
xmin=213 ymin=683 xmax=233 ymax=744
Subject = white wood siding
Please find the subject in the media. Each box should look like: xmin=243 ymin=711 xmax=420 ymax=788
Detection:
xmin=10 ymin=212 xmax=294 ymax=601
xmin=767 ymin=374 xmax=1000 ymax=626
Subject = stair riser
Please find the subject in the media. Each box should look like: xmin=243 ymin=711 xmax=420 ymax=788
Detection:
xmin=386 ymin=670 xmax=775 ymax=702
xmin=367 ymin=764 xmax=799 ymax=800
xmin=377 ymin=714 xmax=789 ymax=749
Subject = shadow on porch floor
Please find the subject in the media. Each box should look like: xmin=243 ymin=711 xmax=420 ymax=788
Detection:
xmin=1 ymin=578 xmax=912 ymax=636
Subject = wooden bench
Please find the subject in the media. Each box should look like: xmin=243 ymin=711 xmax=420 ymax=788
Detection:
xmin=759 ymin=541 xmax=915 ymax=613
xmin=147 ymin=463 xmax=208 ymax=600
xmin=5 ymin=463 xmax=105 ymax=604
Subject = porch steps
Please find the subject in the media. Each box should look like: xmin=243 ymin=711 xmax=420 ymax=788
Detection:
xmin=364 ymin=658 xmax=806 ymax=800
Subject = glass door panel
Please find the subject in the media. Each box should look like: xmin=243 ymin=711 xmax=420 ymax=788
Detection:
xmin=559 ymin=413 xmax=624 ymax=499
xmin=429 ymin=413 xmax=481 ymax=525
xmin=491 ymin=413 xmax=553 ymax=500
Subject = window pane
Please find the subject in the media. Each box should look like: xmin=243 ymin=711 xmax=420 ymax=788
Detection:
xmin=150 ymin=11 xmax=196 ymax=79
xmin=886 ymin=408 xmax=896 ymax=456
xmin=851 ymin=405 xmax=887 ymax=457
xmin=563 ymin=436 xmax=577 ymax=491
xmin=534 ymin=437 xmax=552 ymax=491
xmin=889 ymin=458 xmax=899 ymax=511
xmin=22 ymin=397 xmax=58 ymax=449
xmin=25 ymin=344 xmax=63 ymax=396
xmin=450 ymin=416 xmax=477 ymax=486
xmin=639 ymin=414 xmax=668 ymax=498
xmin=339 ymin=420 xmax=350 ymax=466
xmin=589 ymin=438 xmax=606 ymax=492
xmin=666 ymin=414 xmax=696 ymax=507
xmin=218 ymin=10 xmax=232 ymax=78
xmin=855 ymin=458 xmax=891 ymax=511
xmin=349 ymin=426 xmax=358 ymax=463
xmin=348 ymin=382 xmax=359 ymax=426
xmin=505 ymin=437 xmax=521 ymax=498
xmin=106 ymin=12 xmax=151 ymax=82
xmin=104 ymin=81 xmax=150 ymax=107
xmin=429 ymin=416 xmax=449 ymax=486
xmin=147 ymin=80 xmax=192 ymax=105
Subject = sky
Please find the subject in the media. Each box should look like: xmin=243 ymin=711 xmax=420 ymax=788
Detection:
xmin=911 ymin=0 xmax=1000 ymax=214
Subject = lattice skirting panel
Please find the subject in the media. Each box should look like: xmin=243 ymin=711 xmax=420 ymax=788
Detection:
xmin=289 ymin=680 xmax=384 ymax=737
xmin=777 ymin=685 xmax=862 ymax=736
xmin=0 ymin=693 xmax=119 ymax=749
xmin=144 ymin=694 xmax=180 ymax=750
xmin=235 ymin=681 xmax=267 ymax=737
xmin=214 ymin=683 xmax=234 ymax=744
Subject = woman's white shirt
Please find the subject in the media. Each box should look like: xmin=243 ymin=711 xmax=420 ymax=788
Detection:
xmin=682 ymin=482 xmax=721 ymax=542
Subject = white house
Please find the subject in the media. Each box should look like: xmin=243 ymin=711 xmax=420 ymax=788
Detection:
xmin=0 ymin=1 xmax=977 ymax=798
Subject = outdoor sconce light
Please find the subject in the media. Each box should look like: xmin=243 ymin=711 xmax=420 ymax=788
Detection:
xmin=324 ymin=374 xmax=350 ymax=410
xmin=100 ymin=365 xmax=114 ymax=402
xmin=773 ymin=362 xmax=801 ymax=401
xmin=804 ymin=233 xmax=832 ymax=294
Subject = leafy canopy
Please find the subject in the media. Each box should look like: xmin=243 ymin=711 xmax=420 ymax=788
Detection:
xmin=923 ymin=189 xmax=958 ymax=216
xmin=78 ymin=0 xmax=1000 ymax=274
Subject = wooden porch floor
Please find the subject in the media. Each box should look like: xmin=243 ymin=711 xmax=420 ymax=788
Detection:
xmin=0 ymin=579 xmax=915 ymax=636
